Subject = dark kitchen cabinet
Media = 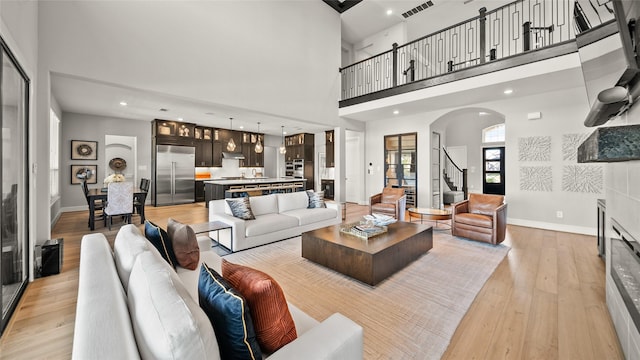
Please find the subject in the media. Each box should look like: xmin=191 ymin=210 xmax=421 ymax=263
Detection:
xmin=195 ymin=180 xmax=205 ymax=202
xmin=195 ymin=140 xmax=213 ymax=167
xmin=285 ymin=133 xmax=314 ymax=162
xmin=239 ymin=132 xmax=264 ymax=167
xmin=321 ymin=179 xmax=334 ymax=200
xmin=325 ymin=130 xmax=334 ymax=168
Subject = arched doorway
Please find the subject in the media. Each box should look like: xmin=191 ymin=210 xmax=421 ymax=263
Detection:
xmin=429 ymin=107 xmax=506 ymax=204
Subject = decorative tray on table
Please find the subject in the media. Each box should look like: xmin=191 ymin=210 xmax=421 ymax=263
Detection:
xmin=340 ymin=222 xmax=388 ymax=240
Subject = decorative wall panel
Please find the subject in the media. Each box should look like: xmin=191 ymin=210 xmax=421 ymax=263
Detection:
xmin=518 ymin=136 xmax=551 ymax=161
xmin=520 ymin=166 xmax=552 ymax=191
xmin=562 ymin=133 xmax=589 ymax=161
xmin=562 ymin=165 xmax=603 ymax=193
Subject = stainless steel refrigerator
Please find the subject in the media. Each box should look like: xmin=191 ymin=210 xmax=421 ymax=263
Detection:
xmin=154 ymin=145 xmax=195 ymax=206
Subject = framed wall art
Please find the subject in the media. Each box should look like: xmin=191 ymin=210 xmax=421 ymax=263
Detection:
xmin=71 ymin=165 xmax=97 ymax=185
xmin=71 ymin=140 xmax=98 ymax=160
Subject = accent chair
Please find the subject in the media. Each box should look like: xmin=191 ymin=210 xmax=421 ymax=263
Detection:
xmin=369 ymin=187 xmax=406 ymax=221
xmin=451 ymin=193 xmax=507 ymax=245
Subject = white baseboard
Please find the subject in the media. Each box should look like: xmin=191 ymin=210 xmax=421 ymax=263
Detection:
xmin=508 ymin=217 xmax=596 ymax=236
xmin=61 ymin=206 xmax=88 ymax=213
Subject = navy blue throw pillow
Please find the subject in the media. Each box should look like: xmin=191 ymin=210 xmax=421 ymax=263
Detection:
xmin=198 ymin=263 xmax=262 ymax=360
xmin=144 ymin=220 xmax=178 ymax=269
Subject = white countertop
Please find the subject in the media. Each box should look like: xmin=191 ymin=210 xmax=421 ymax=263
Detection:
xmin=204 ymin=177 xmax=306 ymax=185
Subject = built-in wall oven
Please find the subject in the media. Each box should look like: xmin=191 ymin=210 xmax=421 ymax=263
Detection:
xmin=286 ymin=159 xmax=304 ymax=178
xmin=285 ymin=161 xmax=294 ymax=177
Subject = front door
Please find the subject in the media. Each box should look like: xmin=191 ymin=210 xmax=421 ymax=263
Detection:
xmin=483 ymin=147 xmax=505 ymax=195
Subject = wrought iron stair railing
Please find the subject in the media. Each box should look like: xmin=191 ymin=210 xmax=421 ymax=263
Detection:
xmin=442 ymin=147 xmax=468 ymax=200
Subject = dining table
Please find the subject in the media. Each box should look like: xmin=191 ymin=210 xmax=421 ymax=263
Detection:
xmin=87 ymin=187 xmax=147 ymax=230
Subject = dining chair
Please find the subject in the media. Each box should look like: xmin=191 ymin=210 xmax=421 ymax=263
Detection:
xmin=104 ymin=182 xmax=134 ymax=230
xmin=133 ymin=178 xmax=151 ymax=223
xmin=81 ymin=180 xmax=103 ymax=228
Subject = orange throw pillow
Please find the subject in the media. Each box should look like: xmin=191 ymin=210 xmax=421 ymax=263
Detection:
xmin=167 ymin=218 xmax=200 ymax=270
xmin=221 ymin=259 xmax=297 ymax=353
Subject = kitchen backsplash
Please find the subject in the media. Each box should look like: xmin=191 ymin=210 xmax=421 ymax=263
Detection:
xmin=196 ymin=159 xmax=264 ymax=179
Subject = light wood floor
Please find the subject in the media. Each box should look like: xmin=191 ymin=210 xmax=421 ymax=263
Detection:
xmin=0 ymin=203 xmax=623 ymax=359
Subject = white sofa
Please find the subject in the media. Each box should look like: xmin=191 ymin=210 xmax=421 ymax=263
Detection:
xmin=209 ymin=191 xmax=341 ymax=252
xmin=72 ymin=224 xmax=363 ymax=359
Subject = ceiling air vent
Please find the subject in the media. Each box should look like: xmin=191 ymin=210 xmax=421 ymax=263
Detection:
xmin=402 ymin=1 xmax=435 ymax=18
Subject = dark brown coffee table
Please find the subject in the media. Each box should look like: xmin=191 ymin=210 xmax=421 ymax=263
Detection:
xmin=301 ymin=222 xmax=433 ymax=286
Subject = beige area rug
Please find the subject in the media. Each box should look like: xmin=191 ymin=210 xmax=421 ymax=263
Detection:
xmin=224 ymin=232 xmax=510 ymax=359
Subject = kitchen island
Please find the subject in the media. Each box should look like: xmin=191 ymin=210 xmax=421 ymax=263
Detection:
xmin=203 ymin=178 xmax=307 ymax=206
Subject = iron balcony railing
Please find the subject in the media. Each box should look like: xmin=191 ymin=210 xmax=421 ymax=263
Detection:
xmin=340 ymin=0 xmax=578 ymax=101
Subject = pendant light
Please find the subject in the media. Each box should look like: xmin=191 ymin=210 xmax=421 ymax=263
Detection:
xmin=255 ymin=122 xmax=263 ymax=154
xmin=226 ymin=117 xmax=236 ymax=152
xmin=279 ymin=126 xmax=287 ymax=154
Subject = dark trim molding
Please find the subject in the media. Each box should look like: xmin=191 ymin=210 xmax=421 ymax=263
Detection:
xmin=339 ymin=40 xmax=578 ymax=108
xmin=575 ymin=20 xmax=618 ymax=48
xmin=322 ymin=0 xmax=363 ymax=13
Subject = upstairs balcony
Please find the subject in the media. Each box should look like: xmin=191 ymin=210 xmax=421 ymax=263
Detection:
xmin=339 ymin=0 xmax=612 ymax=108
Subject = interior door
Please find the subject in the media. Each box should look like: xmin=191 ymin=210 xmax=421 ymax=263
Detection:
xmin=345 ymin=135 xmax=361 ymax=203
xmin=483 ymin=147 xmax=505 ymax=195
xmin=431 ymin=132 xmax=440 ymax=208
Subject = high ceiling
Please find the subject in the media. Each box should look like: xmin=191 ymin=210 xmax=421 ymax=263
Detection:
xmin=49 ymin=0 xmax=558 ymax=134
xmin=340 ymin=0 xmax=513 ymax=45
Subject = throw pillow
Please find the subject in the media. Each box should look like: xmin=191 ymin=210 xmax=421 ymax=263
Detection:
xmin=306 ymin=190 xmax=326 ymax=209
xmin=198 ymin=263 xmax=262 ymax=360
xmin=167 ymin=218 xmax=200 ymax=271
xmin=144 ymin=220 xmax=178 ymax=269
xmin=226 ymin=197 xmax=256 ymax=220
xmin=128 ymin=251 xmax=220 ymax=360
xmin=222 ymin=259 xmax=297 ymax=353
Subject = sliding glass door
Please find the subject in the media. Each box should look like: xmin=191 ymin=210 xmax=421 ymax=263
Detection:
xmin=0 ymin=36 xmax=30 ymax=335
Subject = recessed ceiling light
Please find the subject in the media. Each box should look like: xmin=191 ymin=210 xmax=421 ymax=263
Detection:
xmin=503 ymin=89 xmax=513 ymax=94
xmin=119 ymin=101 xmax=128 ymax=106
xmin=283 ymin=131 xmax=287 ymax=135
xmin=479 ymin=111 xmax=489 ymax=116
xmin=239 ymin=125 xmax=244 ymax=129
xmin=393 ymin=110 xmax=399 ymax=115
xmin=386 ymin=9 xmax=393 ymax=15
xmin=177 ymin=117 xmax=183 ymax=121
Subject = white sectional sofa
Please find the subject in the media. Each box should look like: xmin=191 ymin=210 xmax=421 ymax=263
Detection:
xmin=209 ymin=191 xmax=341 ymax=252
xmin=72 ymin=224 xmax=363 ymax=359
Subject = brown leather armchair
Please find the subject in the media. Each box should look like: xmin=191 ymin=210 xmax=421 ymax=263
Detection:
xmin=451 ymin=193 xmax=507 ymax=245
xmin=370 ymin=187 xmax=406 ymax=221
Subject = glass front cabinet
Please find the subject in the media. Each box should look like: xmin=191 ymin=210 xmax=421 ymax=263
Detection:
xmin=384 ymin=133 xmax=417 ymax=207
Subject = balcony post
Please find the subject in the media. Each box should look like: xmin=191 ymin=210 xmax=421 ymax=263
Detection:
xmin=392 ymin=43 xmax=398 ymax=87
xmin=523 ymin=21 xmax=531 ymax=51
xmin=479 ymin=7 xmax=487 ymax=64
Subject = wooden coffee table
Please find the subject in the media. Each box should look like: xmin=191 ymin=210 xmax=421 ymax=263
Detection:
xmin=301 ymin=222 xmax=433 ymax=286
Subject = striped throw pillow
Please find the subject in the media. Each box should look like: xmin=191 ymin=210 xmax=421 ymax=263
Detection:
xmin=226 ymin=197 xmax=256 ymax=220
xmin=306 ymin=190 xmax=326 ymax=209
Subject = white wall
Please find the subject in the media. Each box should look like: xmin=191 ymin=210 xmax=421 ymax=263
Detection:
xmin=365 ymin=85 xmax=601 ymax=234
xmin=38 ymin=1 xmax=341 ymax=127
xmin=354 ymin=22 xmax=406 ymax=62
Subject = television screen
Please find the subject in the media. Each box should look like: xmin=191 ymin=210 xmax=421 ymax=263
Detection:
xmin=577 ymin=31 xmax=628 ymax=106
xmin=576 ymin=0 xmax=639 ymax=107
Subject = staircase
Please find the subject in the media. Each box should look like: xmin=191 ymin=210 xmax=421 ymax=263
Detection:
xmin=442 ymin=148 xmax=468 ymax=204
